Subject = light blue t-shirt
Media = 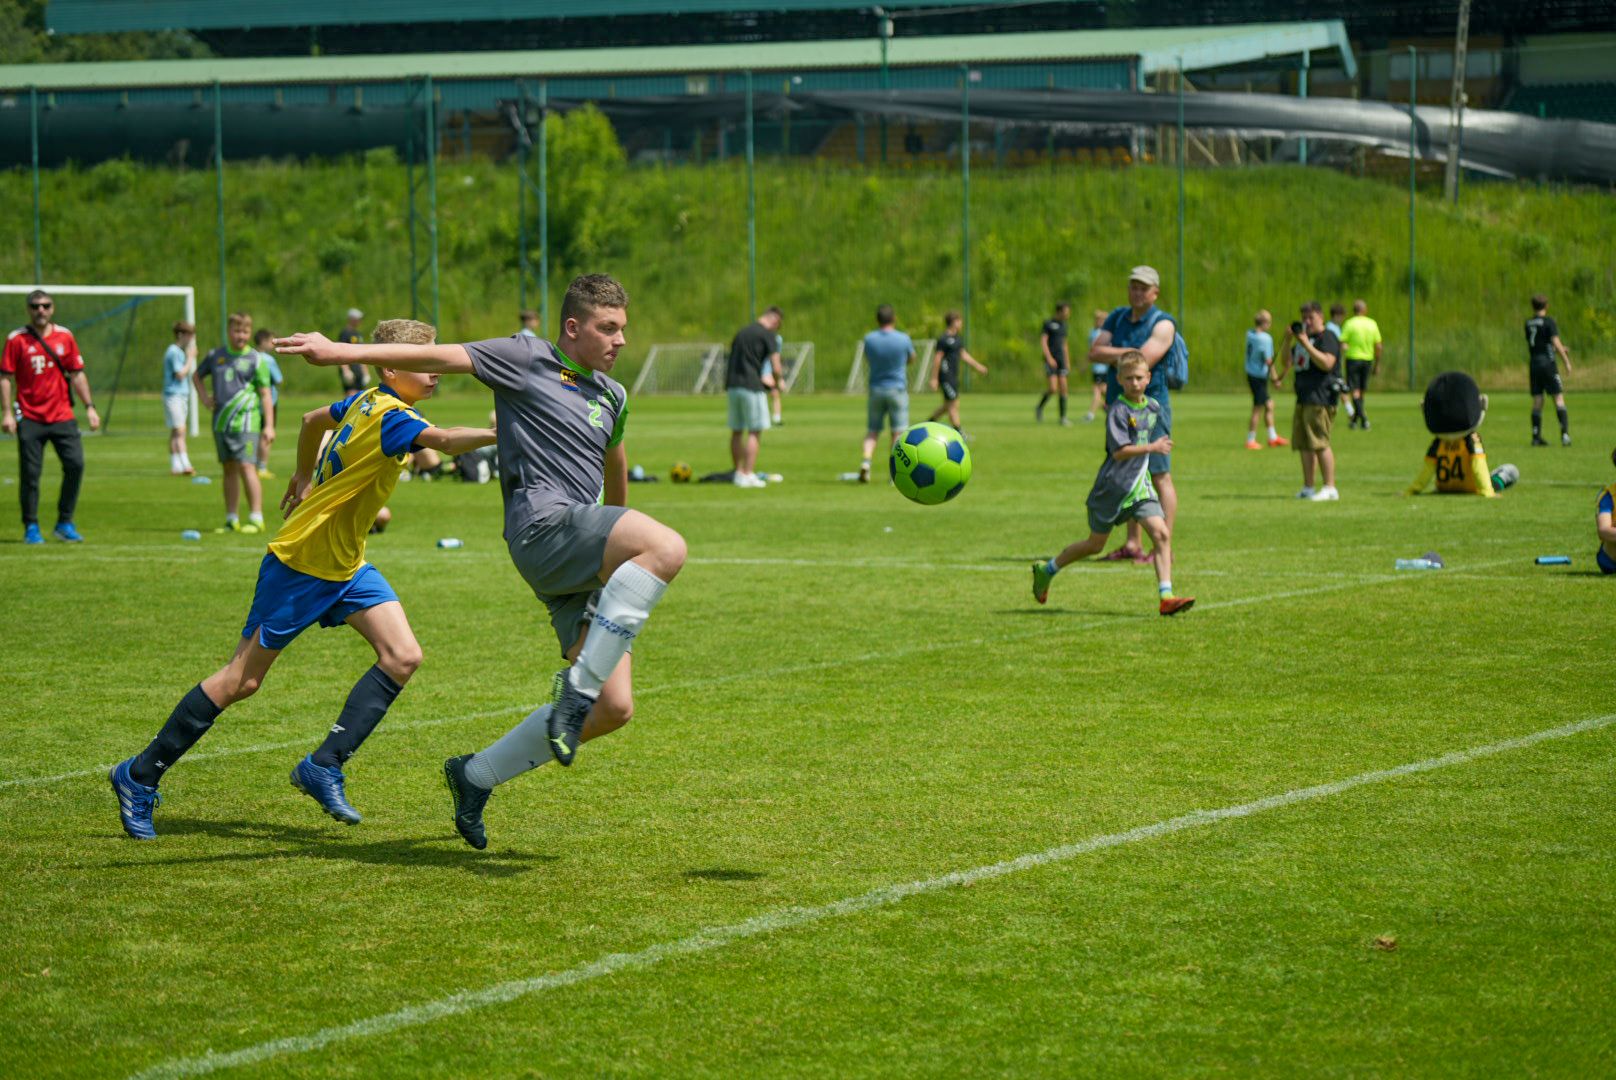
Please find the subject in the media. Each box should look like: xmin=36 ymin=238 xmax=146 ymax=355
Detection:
xmin=1244 ymin=329 xmax=1274 ymax=378
xmin=863 ymin=328 xmax=914 ymax=392
xmin=162 ymin=343 xmax=189 ymax=397
xmin=1089 ymin=327 xmax=1107 ymax=376
xmin=1326 ymin=321 xmax=1342 ymax=340
xmin=258 ymin=350 xmax=284 ymax=405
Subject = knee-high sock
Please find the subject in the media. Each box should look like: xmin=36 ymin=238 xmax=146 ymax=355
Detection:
xmin=1036 ymin=392 xmax=1051 ymax=413
xmin=1059 ymin=394 xmax=1069 ymax=419
xmin=132 ymin=684 xmax=222 ymax=786
xmin=570 ymin=560 xmax=669 ymax=695
xmin=311 ymin=665 xmax=403 ymax=767
xmin=1532 ymin=410 xmax=1543 ymax=439
xmin=1354 ymin=394 xmax=1367 ymax=421
xmin=1557 ymin=406 xmax=1569 ymax=435
xmin=465 ymin=705 xmax=553 ymax=789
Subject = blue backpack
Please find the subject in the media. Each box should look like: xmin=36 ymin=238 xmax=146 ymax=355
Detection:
xmin=1144 ymin=309 xmax=1190 ymax=390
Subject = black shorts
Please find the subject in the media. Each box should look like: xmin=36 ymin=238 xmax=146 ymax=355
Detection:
xmin=1529 ymin=360 xmax=1563 ymax=397
xmin=1346 ymin=360 xmax=1373 ymax=393
xmin=1044 ymin=361 xmax=1069 ymax=377
xmin=938 ymin=377 xmax=959 ymax=402
xmin=1091 ymin=369 xmax=1108 ymax=385
xmin=1247 ymin=374 xmax=1270 ymax=406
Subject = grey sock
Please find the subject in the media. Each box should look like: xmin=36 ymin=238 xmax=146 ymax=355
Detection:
xmin=465 ymin=704 xmax=553 ymax=789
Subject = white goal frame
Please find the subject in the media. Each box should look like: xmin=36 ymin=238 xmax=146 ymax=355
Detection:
xmin=845 ymin=338 xmax=937 ymax=394
xmin=633 ymin=340 xmax=816 ymax=395
xmin=0 ymin=283 xmax=200 ymax=435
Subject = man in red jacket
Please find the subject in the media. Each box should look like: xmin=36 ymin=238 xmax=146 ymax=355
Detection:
xmin=1 ymin=289 xmax=100 ymax=543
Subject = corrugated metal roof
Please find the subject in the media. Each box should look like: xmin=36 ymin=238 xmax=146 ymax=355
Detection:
xmin=2 ymin=22 xmax=1352 ymax=92
xmin=48 ymin=0 xmax=983 ymax=34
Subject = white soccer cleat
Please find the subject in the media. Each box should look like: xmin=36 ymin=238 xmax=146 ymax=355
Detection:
xmin=1309 ymin=486 xmax=1340 ymax=501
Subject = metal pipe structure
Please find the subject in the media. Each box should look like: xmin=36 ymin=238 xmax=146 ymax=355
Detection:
xmin=746 ymin=70 xmax=756 ymax=320
xmin=1298 ymin=50 xmax=1310 ymax=166
xmin=960 ymin=65 xmax=971 ymax=351
xmin=30 ymin=86 xmax=41 ymax=284
xmin=213 ymin=80 xmax=227 ymax=347
xmin=538 ymin=79 xmax=549 ymax=337
xmin=1176 ymin=57 xmax=1185 ymax=323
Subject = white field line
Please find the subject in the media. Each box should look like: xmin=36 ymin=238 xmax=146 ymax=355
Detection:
xmin=0 ymin=558 xmax=1514 ymax=792
xmin=127 ymin=710 xmax=1616 ymax=1080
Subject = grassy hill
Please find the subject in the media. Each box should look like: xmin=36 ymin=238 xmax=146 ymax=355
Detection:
xmin=3 ymin=153 xmax=1612 ymax=396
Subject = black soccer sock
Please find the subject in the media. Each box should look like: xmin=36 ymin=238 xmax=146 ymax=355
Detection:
xmin=1354 ymin=395 xmax=1367 ymax=422
xmin=1531 ymin=410 xmax=1543 ymax=439
xmin=1557 ymin=406 xmax=1569 ymax=436
xmin=1036 ymin=392 xmax=1051 ymax=413
xmin=1059 ymin=394 xmax=1069 ymax=419
xmin=131 ymin=684 xmax=223 ymax=786
xmin=311 ymin=665 xmax=404 ymax=767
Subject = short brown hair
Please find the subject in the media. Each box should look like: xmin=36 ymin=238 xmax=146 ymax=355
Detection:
xmin=875 ymin=303 xmax=896 ymax=326
xmin=1531 ymin=294 xmax=1548 ymax=312
xmin=372 ymin=318 xmax=436 ymax=345
xmin=1117 ymin=350 xmax=1149 ymax=376
xmin=560 ymin=274 xmax=628 ymax=327
xmin=942 ymin=310 xmax=961 ymax=328
xmin=227 ymin=311 xmax=252 ymax=331
xmin=172 ymin=320 xmax=195 ymax=336
xmin=253 ymin=328 xmax=273 ymax=346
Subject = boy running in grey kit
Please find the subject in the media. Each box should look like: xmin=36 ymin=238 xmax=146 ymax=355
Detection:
xmin=1032 ymin=351 xmax=1194 ymax=617
xmin=277 ymin=275 xmax=687 ymax=849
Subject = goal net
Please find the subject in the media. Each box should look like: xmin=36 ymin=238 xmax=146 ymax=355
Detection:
xmin=631 ymin=341 xmax=816 ymax=395
xmin=0 ymin=284 xmax=199 ymax=435
xmin=845 ymin=338 xmax=936 ymax=394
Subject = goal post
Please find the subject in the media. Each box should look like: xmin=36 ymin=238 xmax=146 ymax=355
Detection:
xmin=632 ymin=341 xmax=815 ymax=395
xmin=0 ymin=284 xmax=199 ymax=435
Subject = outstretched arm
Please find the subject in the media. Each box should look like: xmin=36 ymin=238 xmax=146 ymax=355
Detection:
xmin=414 ymin=425 xmax=496 ymax=455
xmin=275 ymin=332 xmax=474 ymax=374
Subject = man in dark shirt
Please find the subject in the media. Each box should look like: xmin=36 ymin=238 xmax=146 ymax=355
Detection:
xmin=1272 ymin=301 xmax=1342 ymax=501
xmin=1524 ymin=294 xmax=1573 ymax=446
xmin=336 ymin=307 xmax=370 ymax=393
xmin=927 ymin=311 xmax=988 ymax=433
xmin=1035 ymin=302 xmax=1072 ymax=425
xmin=724 ymin=306 xmax=782 ymax=488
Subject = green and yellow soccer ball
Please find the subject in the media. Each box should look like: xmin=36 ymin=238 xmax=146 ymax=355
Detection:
xmin=670 ymin=461 xmax=692 ymax=483
xmin=890 ymin=422 xmax=972 ymax=505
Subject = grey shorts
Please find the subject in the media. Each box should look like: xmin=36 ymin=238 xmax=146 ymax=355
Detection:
xmin=867 ymin=387 xmax=909 ymax=433
xmin=1088 ymin=498 xmax=1164 ymax=535
xmin=509 ymin=503 xmax=630 ymax=655
xmin=727 ymin=388 xmax=771 ymax=433
xmin=213 ymin=429 xmax=254 ymax=464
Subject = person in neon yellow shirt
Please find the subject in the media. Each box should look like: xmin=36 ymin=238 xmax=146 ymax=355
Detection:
xmin=1339 ymin=299 xmax=1383 ymax=431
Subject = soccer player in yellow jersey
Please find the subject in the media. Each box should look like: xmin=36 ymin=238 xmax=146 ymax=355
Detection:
xmin=1597 ymin=447 xmax=1616 ymax=576
xmin=109 ymin=320 xmax=495 ymax=840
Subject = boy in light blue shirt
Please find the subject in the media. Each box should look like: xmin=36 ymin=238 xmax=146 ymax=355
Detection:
xmin=857 ymin=303 xmax=915 ymax=482
xmin=163 ymin=320 xmax=197 ymax=475
xmin=1244 ymin=310 xmax=1285 ymax=449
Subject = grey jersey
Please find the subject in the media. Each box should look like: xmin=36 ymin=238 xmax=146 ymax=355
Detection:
xmin=1085 ymin=396 xmax=1165 ymax=524
xmin=465 ymin=335 xmax=629 ymax=540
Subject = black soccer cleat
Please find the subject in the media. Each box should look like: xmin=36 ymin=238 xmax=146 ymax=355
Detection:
xmin=442 ymin=755 xmax=490 ymax=850
xmin=547 ymin=668 xmax=598 ymax=767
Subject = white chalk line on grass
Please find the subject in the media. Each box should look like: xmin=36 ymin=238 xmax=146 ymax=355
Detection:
xmin=127 ymin=710 xmax=1616 ymax=1080
xmin=0 ymin=558 xmax=1515 ymax=792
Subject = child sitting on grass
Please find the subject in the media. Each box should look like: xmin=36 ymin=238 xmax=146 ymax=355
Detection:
xmin=1597 ymin=447 xmax=1616 ymax=575
xmin=1032 ymin=350 xmax=1194 ymax=616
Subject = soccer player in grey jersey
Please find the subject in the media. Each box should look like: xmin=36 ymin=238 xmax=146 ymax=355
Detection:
xmin=277 ymin=275 xmax=687 ymax=849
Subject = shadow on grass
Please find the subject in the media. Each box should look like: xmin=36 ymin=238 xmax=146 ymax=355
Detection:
xmin=684 ymin=868 xmax=764 ymax=882
xmin=992 ymin=608 xmax=1135 ymax=618
xmin=100 ymin=817 xmax=555 ymax=877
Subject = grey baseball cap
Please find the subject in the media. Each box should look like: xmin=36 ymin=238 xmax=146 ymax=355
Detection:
xmin=1128 ymin=265 xmax=1160 ymax=288
xmin=346 ymin=307 xmax=364 ymax=321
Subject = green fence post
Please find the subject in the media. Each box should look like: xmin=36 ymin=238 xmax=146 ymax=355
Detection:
xmin=214 ymin=80 xmax=227 ymax=346
xmin=29 ymin=86 xmax=41 ymax=284
xmin=517 ymin=80 xmax=528 ymax=314
xmin=1408 ymin=46 xmax=1417 ymax=390
xmin=425 ymin=74 xmax=440 ymax=330
xmin=1177 ymin=57 xmax=1185 ymax=323
xmin=407 ymin=79 xmax=419 ymax=320
xmin=1298 ymin=50 xmax=1310 ymax=166
xmin=539 ymin=79 xmax=549 ymax=337
xmin=961 ymin=65 xmax=971 ymax=349
xmin=746 ymin=70 xmax=757 ymax=319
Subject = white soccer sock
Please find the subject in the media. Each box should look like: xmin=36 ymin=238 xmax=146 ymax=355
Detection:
xmin=1267 ymin=426 xmax=1279 ymax=440
xmin=248 ymin=511 xmax=264 ymax=526
xmin=1246 ymin=430 xmax=1256 ymax=443
xmin=570 ymin=560 xmax=669 ymax=694
xmin=170 ymin=453 xmax=181 ymax=472
xmin=465 ymin=704 xmax=552 ymax=789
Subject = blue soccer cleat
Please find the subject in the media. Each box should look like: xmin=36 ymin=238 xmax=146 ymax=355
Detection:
xmin=290 ymin=754 xmax=362 ymax=824
xmin=547 ymin=668 xmax=597 ymax=767
xmin=52 ymin=521 xmax=83 ymax=543
xmin=23 ymin=523 xmax=43 ymax=545
xmin=109 ymin=758 xmax=161 ymax=840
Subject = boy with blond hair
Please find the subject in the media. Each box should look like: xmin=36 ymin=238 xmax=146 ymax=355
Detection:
xmin=1032 ymin=351 xmax=1194 ymax=616
xmin=111 ymin=319 xmax=497 ymax=839
xmin=195 ymin=312 xmax=275 ymax=533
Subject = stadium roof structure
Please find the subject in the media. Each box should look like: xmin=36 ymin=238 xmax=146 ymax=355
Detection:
xmin=2 ymin=22 xmax=1355 ymax=92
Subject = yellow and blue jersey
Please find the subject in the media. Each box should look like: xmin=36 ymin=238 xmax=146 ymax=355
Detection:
xmin=1407 ymin=432 xmax=1494 ymax=497
xmin=267 ymin=387 xmax=429 ymax=581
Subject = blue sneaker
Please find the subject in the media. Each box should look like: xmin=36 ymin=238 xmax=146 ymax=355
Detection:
xmin=23 ymin=523 xmax=43 ymax=545
xmin=109 ymin=758 xmax=161 ymax=840
xmin=289 ymin=754 xmax=362 ymax=824
xmin=52 ymin=521 xmax=83 ymax=543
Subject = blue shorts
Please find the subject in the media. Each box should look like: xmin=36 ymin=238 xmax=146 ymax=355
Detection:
xmin=241 ymin=554 xmax=399 ymax=649
xmin=1598 ymin=547 xmax=1616 ymax=575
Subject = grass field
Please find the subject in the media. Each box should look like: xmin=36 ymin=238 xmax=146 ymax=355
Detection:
xmin=2 ymin=387 xmax=1613 ymax=1077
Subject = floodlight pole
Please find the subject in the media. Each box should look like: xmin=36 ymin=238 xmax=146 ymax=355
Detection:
xmin=1176 ymin=57 xmax=1185 ymax=323
xmin=213 ymin=80 xmax=227 ymax=347
xmin=746 ymin=70 xmax=757 ymax=319
xmin=961 ymin=65 xmax=971 ymax=347
xmin=29 ymin=86 xmax=41 ymax=284
xmin=1408 ymin=46 xmax=1418 ymax=390
xmin=1444 ymin=0 xmax=1472 ymax=203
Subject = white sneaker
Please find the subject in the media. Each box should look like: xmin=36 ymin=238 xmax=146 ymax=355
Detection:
xmin=735 ymin=472 xmax=767 ymax=488
xmin=1296 ymin=486 xmax=1315 ymax=499
xmin=1309 ymin=486 xmax=1339 ymax=501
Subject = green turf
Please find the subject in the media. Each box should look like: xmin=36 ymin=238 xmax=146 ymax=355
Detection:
xmin=1 ymin=388 xmax=1612 ymax=1077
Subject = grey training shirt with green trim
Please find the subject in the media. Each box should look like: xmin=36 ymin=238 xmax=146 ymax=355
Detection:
xmin=465 ymin=334 xmax=629 ymax=540
xmin=198 ymin=346 xmax=270 ymax=434
xmin=1085 ymin=396 xmax=1165 ymax=526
